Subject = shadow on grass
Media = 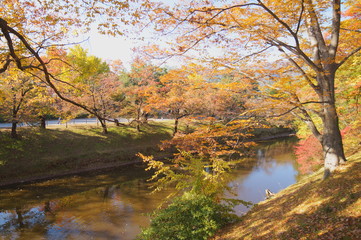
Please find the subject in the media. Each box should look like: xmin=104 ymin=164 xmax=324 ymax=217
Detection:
xmin=0 ymin=123 xmax=173 ymax=184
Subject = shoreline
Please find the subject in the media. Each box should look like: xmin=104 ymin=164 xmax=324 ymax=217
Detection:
xmin=0 ymin=133 xmax=295 ymax=189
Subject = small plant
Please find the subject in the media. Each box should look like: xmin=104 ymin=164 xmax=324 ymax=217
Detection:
xmin=137 ymin=192 xmax=239 ymax=240
xmin=139 ymin=151 xmax=237 ymax=198
xmin=138 ymin=120 xmax=254 ymax=239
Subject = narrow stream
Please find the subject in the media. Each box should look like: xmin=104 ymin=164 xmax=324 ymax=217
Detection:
xmin=0 ymin=138 xmax=299 ymax=240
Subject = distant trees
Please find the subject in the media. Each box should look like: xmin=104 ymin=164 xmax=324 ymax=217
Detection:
xmin=64 ymin=46 xmax=125 ymax=133
xmin=0 ymin=0 xmax=145 ymax=134
xmin=150 ymin=65 xmax=204 ymax=135
xmin=119 ymin=58 xmax=165 ymax=131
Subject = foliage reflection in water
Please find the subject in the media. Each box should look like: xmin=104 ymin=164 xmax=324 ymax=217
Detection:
xmin=0 ymin=138 xmax=299 ymax=240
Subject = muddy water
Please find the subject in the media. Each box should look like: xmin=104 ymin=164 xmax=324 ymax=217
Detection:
xmin=0 ymin=138 xmax=299 ymax=240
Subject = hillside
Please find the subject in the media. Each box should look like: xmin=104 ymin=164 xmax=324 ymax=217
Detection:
xmin=212 ymin=152 xmax=361 ymax=240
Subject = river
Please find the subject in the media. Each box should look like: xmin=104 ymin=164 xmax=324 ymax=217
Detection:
xmin=0 ymin=118 xmax=171 ymax=128
xmin=0 ymin=138 xmax=299 ymax=240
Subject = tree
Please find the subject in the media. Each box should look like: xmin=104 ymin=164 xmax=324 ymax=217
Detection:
xmin=146 ymin=0 xmax=361 ymax=178
xmin=0 ymin=67 xmax=34 ymax=138
xmin=0 ymin=0 xmax=146 ymax=133
xmin=149 ymin=64 xmax=205 ymax=135
xmin=137 ymin=193 xmax=239 ymax=240
xmin=147 ymin=63 xmax=252 ymax=135
xmin=25 ymin=85 xmax=58 ymax=130
xmin=336 ymin=52 xmax=361 ymax=124
xmin=65 ymin=46 xmax=125 ymax=133
xmin=120 ymin=58 xmax=165 ymax=131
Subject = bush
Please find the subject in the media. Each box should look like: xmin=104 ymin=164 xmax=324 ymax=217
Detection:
xmin=137 ymin=193 xmax=239 ymax=240
xmin=294 ymin=125 xmax=358 ymax=174
xmin=294 ymin=135 xmax=323 ymax=174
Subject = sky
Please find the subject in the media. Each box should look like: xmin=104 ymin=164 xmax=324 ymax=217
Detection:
xmin=80 ymin=29 xmax=136 ymax=69
xmin=79 ymin=28 xmax=182 ymax=70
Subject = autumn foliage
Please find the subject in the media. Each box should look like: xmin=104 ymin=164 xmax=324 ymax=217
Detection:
xmin=294 ymin=135 xmax=323 ymax=174
xmin=294 ymin=124 xmax=359 ymax=175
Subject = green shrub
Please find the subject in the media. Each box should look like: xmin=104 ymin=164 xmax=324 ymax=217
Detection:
xmin=137 ymin=193 xmax=239 ymax=240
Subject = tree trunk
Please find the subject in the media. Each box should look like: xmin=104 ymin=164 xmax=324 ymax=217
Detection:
xmin=320 ymin=70 xmax=347 ymax=179
xmin=322 ymin=102 xmax=346 ymax=179
xmin=15 ymin=207 xmax=24 ymax=228
xmin=99 ymin=118 xmax=108 ymax=134
xmin=136 ymin=107 xmax=141 ymax=132
xmin=114 ymin=118 xmax=120 ymax=126
xmin=173 ymin=117 xmax=179 ymax=136
xmin=136 ymin=121 xmax=140 ymax=132
xmin=11 ymin=120 xmax=18 ymax=139
xmin=11 ymin=108 xmax=18 ymax=139
xmin=39 ymin=116 xmax=46 ymax=129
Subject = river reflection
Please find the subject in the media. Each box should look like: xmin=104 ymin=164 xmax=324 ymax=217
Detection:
xmin=0 ymin=138 xmax=299 ymax=240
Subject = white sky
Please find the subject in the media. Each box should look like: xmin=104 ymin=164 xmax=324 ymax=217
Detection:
xmin=80 ymin=30 xmax=136 ymax=69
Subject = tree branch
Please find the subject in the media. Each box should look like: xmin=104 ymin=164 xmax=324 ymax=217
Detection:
xmin=256 ymin=0 xmax=300 ymax=48
xmin=277 ymin=46 xmax=321 ymax=96
xmin=329 ymin=0 xmax=341 ymax=58
xmin=0 ymin=55 xmax=11 ymax=73
xmin=337 ymin=46 xmax=361 ymax=69
xmin=0 ymin=17 xmax=109 ymax=124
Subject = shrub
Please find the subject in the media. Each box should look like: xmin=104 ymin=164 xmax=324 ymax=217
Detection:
xmin=137 ymin=193 xmax=239 ymax=240
xmin=294 ymin=125 xmax=358 ymax=174
xmin=294 ymin=135 xmax=323 ymax=174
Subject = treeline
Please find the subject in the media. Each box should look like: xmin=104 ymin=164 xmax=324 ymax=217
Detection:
xmin=0 ymin=46 xmax=261 ymax=138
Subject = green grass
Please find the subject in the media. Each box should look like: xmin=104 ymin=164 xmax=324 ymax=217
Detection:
xmin=0 ymin=121 xmax=174 ymax=184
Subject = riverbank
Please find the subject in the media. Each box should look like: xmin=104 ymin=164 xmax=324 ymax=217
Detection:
xmin=0 ymin=121 xmax=174 ymax=187
xmin=212 ymin=151 xmax=361 ymax=240
xmin=0 ymin=122 xmax=296 ymax=187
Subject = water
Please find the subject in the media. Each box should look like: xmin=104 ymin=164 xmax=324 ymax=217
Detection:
xmin=0 ymin=118 xmax=170 ymax=128
xmin=0 ymin=139 xmax=299 ymax=240
xmin=0 ymin=118 xmax=125 ymax=128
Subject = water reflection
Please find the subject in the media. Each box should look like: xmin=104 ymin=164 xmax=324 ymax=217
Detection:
xmin=0 ymin=138 xmax=299 ymax=240
xmin=230 ymin=139 xmax=299 ymax=214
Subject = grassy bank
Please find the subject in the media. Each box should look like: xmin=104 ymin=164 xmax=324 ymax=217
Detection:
xmin=212 ymin=151 xmax=361 ymax=240
xmin=0 ymin=121 xmax=174 ymax=185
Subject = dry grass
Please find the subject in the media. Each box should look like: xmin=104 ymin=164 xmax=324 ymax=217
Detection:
xmin=212 ymin=151 xmax=361 ymax=240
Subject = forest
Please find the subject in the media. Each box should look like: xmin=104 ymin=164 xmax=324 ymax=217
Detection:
xmin=0 ymin=0 xmax=360 ymax=240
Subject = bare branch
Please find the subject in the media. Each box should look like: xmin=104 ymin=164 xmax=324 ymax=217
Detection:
xmin=268 ymin=37 xmax=320 ymax=71
xmin=304 ymin=0 xmax=331 ymax=68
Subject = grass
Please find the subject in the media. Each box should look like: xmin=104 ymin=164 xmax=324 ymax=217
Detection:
xmin=212 ymin=151 xmax=361 ymax=240
xmin=0 ymin=121 xmax=174 ymax=184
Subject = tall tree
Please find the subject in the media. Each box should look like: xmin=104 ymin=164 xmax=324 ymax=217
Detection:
xmin=120 ymin=58 xmax=165 ymax=131
xmin=146 ymin=0 xmax=361 ymax=178
xmin=65 ymin=46 xmax=125 ymax=133
xmin=150 ymin=65 xmax=204 ymax=136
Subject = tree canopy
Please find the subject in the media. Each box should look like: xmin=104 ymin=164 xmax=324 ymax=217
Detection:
xmin=0 ymin=0 xmax=360 ymax=177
